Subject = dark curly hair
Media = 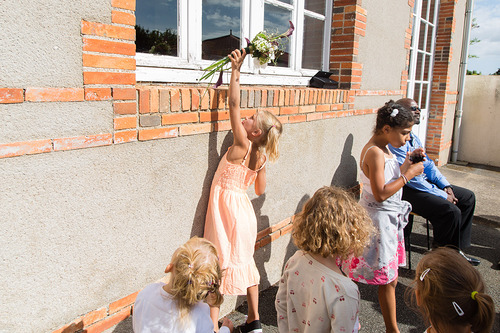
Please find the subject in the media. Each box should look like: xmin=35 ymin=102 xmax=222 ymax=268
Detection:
xmin=374 ymin=99 xmax=414 ymax=134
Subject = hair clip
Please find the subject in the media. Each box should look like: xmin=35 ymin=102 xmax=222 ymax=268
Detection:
xmin=420 ymin=268 xmax=431 ymax=281
xmin=471 ymin=291 xmax=478 ymax=301
xmin=452 ymin=301 xmax=464 ymax=316
xmin=390 ymin=109 xmax=399 ymax=117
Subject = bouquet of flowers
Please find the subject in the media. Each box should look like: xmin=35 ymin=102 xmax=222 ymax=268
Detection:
xmin=199 ymin=21 xmax=294 ymax=88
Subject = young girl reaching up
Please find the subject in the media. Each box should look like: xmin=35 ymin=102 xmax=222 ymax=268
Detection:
xmin=275 ymin=186 xmax=375 ymax=333
xmin=133 ymin=237 xmax=233 ymax=333
xmin=204 ymin=48 xmax=283 ymax=333
xmin=410 ymin=247 xmax=495 ymax=333
xmin=344 ymin=100 xmax=424 ymax=333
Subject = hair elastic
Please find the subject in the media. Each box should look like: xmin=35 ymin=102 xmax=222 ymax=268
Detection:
xmin=188 ymin=264 xmax=193 ymax=269
xmin=452 ymin=301 xmax=465 ymax=316
xmin=390 ymin=109 xmax=399 ymax=117
xmin=471 ymin=291 xmax=478 ymax=300
xmin=420 ymin=268 xmax=431 ymax=281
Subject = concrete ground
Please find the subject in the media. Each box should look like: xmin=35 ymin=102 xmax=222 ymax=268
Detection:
xmin=109 ymin=163 xmax=500 ymax=333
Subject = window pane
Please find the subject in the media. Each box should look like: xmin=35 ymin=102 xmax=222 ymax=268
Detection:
xmin=423 ymin=54 xmax=431 ymax=81
xmin=416 ymin=52 xmax=424 ymax=81
xmin=202 ymin=0 xmax=241 ymax=61
xmin=421 ymin=83 xmax=428 ymax=109
xmin=413 ymin=83 xmax=421 ymax=105
xmin=305 ymin=0 xmax=325 ymax=15
xmin=418 ymin=21 xmax=426 ymax=51
xmin=426 ymin=25 xmax=434 ymax=52
xmin=264 ymin=4 xmax=293 ymax=67
xmin=136 ymin=0 xmax=177 ymax=56
xmin=302 ymin=15 xmax=324 ymax=69
xmin=422 ymin=0 xmax=429 ymax=21
xmin=429 ymin=0 xmax=436 ymax=24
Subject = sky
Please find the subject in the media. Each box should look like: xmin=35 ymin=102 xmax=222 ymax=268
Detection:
xmin=467 ymin=0 xmax=500 ymax=75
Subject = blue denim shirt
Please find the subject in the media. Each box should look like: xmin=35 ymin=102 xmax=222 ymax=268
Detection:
xmin=388 ymin=132 xmax=450 ymax=199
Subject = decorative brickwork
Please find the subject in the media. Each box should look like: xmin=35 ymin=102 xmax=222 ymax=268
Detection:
xmin=426 ymin=0 xmax=458 ymax=165
xmin=330 ymin=1 xmax=366 ymax=89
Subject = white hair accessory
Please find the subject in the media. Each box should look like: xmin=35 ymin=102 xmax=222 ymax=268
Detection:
xmin=452 ymin=301 xmax=465 ymax=316
xmin=420 ymin=268 xmax=431 ymax=281
xmin=390 ymin=109 xmax=399 ymax=117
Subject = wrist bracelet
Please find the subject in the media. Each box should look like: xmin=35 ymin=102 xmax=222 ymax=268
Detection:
xmin=401 ymin=174 xmax=408 ymax=184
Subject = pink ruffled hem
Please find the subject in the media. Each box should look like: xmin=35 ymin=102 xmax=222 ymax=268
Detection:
xmin=220 ymin=260 xmax=260 ymax=295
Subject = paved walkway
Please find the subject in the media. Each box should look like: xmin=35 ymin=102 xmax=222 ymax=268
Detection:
xmin=108 ymin=163 xmax=500 ymax=333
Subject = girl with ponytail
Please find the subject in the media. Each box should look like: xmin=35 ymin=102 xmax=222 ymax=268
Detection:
xmin=409 ymin=247 xmax=495 ymax=333
xmin=204 ymin=48 xmax=282 ymax=333
xmin=133 ymin=237 xmax=233 ymax=333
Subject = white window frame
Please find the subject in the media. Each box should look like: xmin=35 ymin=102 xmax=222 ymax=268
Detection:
xmin=136 ymin=0 xmax=332 ymax=86
xmin=407 ymin=0 xmax=440 ymax=144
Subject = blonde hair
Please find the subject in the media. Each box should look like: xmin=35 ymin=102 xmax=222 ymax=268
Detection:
xmin=255 ymin=110 xmax=283 ymax=162
xmin=409 ymin=247 xmax=495 ymax=333
xmin=292 ymin=186 xmax=374 ymax=260
xmin=169 ymin=237 xmax=223 ymax=320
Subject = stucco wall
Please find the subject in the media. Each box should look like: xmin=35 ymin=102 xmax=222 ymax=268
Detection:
xmin=0 ymin=115 xmax=374 ymax=331
xmin=357 ymin=1 xmax=410 ymax=91
xmin=459 ymin=75 xmax=500 ymax=166
xmin=0 ymin=0 xmax=111 ymax=87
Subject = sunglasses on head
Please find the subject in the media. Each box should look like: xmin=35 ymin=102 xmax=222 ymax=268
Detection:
xmin=411 ymin=106 xmax=421 ymax=112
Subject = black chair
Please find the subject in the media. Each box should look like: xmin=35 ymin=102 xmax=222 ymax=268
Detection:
xmin=404 ymin=212 xmax=430 ymax=270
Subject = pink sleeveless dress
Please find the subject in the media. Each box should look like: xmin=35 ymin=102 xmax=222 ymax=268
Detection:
xmin=204 ymin=143 xmax=265 ymax=295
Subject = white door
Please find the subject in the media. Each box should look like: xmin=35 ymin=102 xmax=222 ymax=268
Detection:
xmin=407 ymin=0 xmax=440 ymax=145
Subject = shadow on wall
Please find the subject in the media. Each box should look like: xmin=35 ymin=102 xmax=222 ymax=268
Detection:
xmin=331 ymin=133 xmax=358 ymax=190
xmin=190 ymin=131 xmax=234 ymax=238
xmin=280 ymin=194 xmax=310 ymax=275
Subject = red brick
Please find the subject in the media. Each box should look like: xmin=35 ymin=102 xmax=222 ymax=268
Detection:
xmin=53 ymin=134 xmax=112 ymax=151
xmin=199 ymin=111 xmax=229 ymax=122
xmin=83 ymin=54 xmax=135 ymax=70
xmin=170 ymin=89 xmax=181 ymax=111
xmin=0 ymin=88 xmax=24 ymax=103
xmin=138 ymin=127 xmax=178 ymax=141
xmin=150 ymin=88 xmax=159 ymax=113
xmin=280 ymin=224 xmax=293 ymax=236
xmin=261 ymin=90 xmax=267 ymax=107
xmin=270 ymin=217 xmax=291 ymax=233
xmin=257 ymin=227 xmax=272 ymax=241
xmin=83 ymin=307 xmax=132 ymax=333
xmin=180 ymin=88 xmax=191 ymax=111
xmin=84 ymin=72 xmax=135 ymax=85
xmin=289 ymin=115 xmax=306 ymax=123
xmin=162 ymin=113 xmax=198 ymax=125
xmin=112 ymin=10 xmax=136 ymax=26
xmin=114 ymin=116 xmax=136 ymax=130
xmin=179 ymin=123 xmax=212 ymax=136
xmin=113 ymin=88 xmax=136 ymax=100
xmin=139 ymin=89 xmax=150 ymax=114
xmin=81 ymin=20 xmax=135 ymax=41
xmin=112 ymin=0 xmax=135 ymax=10
xmin=25 ymin=88 xmax=84 ymax=102
xmin=114 ymin=130 xmax=137 ymax=144
xmin=259 ymin=235 xmax=272 ymax=248
xmin=279 ymin=106 xmax=299 ymax=115
xmin=218 ymin=90 xmax=227 ymax=109
xmin=109 ymin=291 xmax=138 ymax=314
xmin=83 ymin=38 xmax=135 ymax=56
xmin=307 ymin=113 xmax=323 ymax=121
xmin=213 ymin=121 xmax=231 ymax=132
xmin=200 ymin=89 xmax=209 ymax=110
xmin=190 ymin=89 xmax=200 ymax=110
xmin=0 ymin=140 xmax=52 ymax=159
xmin=315 ymin=104 xmax=330 ymax=112
xmin=85 ymin=88 xmax=112 ymax=101
xmin=114 ymin=102 xmax=136 ymax=115
xmin=81 ymin=308 xmax=108 ymax=328
xmin=299 ymin=105 xmax=315 ymax=113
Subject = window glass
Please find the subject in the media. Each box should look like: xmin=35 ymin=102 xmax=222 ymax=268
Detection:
xmin=426 ymin=25 xmax=434 ymax=52
xmin=136 ymin=0 xmax=178 ymax=56
xmin=418 ymin=20 xmax=426 ymax=51
xmin=429 ymin=0 xmax=436 ymax=24
xmin=264 ymin=3 xmax=293 ymax=67
xmin=416 ymin=52 xmax=424 ymax=81
xmin=302 ymin=15 xmax=323 ymax=69
xmin=202 ymin=0 xmax=241 ymax=60
xmin=305 ymin=0 xmax=325 ymax=15
xmin=421 ymin=83 xmax=428 ymax=109
xmin=422 ymin=0 xmax=429 ymax=21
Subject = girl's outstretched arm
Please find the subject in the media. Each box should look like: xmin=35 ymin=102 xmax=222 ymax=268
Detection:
xmin=228 ymin=49 xmax=248 ymax=149
xmin=254 ymin=166 xmax=266 ymax=196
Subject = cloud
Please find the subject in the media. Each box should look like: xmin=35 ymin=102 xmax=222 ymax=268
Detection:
xmin=204 ymin=0 xmax=240 ymax=7
xmin=467 ymin=0 xmax=500 ymax=73
xmin=205 ymin=10 xmax=240 ymax=28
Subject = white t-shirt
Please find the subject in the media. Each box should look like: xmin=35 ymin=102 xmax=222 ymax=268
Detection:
xmin=133 ymin=282 xmax=229 ymax=333
xmin=275 ymin=251 xmax=360 ymax=333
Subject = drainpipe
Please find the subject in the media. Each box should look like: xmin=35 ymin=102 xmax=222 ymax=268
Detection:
xmin=451 ymin=0 xmax=474 ymax=163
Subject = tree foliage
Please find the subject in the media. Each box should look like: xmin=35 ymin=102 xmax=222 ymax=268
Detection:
xmin=136 ymin=25 xmax=177 ymax=56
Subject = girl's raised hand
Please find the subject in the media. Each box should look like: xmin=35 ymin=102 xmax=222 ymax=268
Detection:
xmin=229 ymin=48 xmax=246 ymax=72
